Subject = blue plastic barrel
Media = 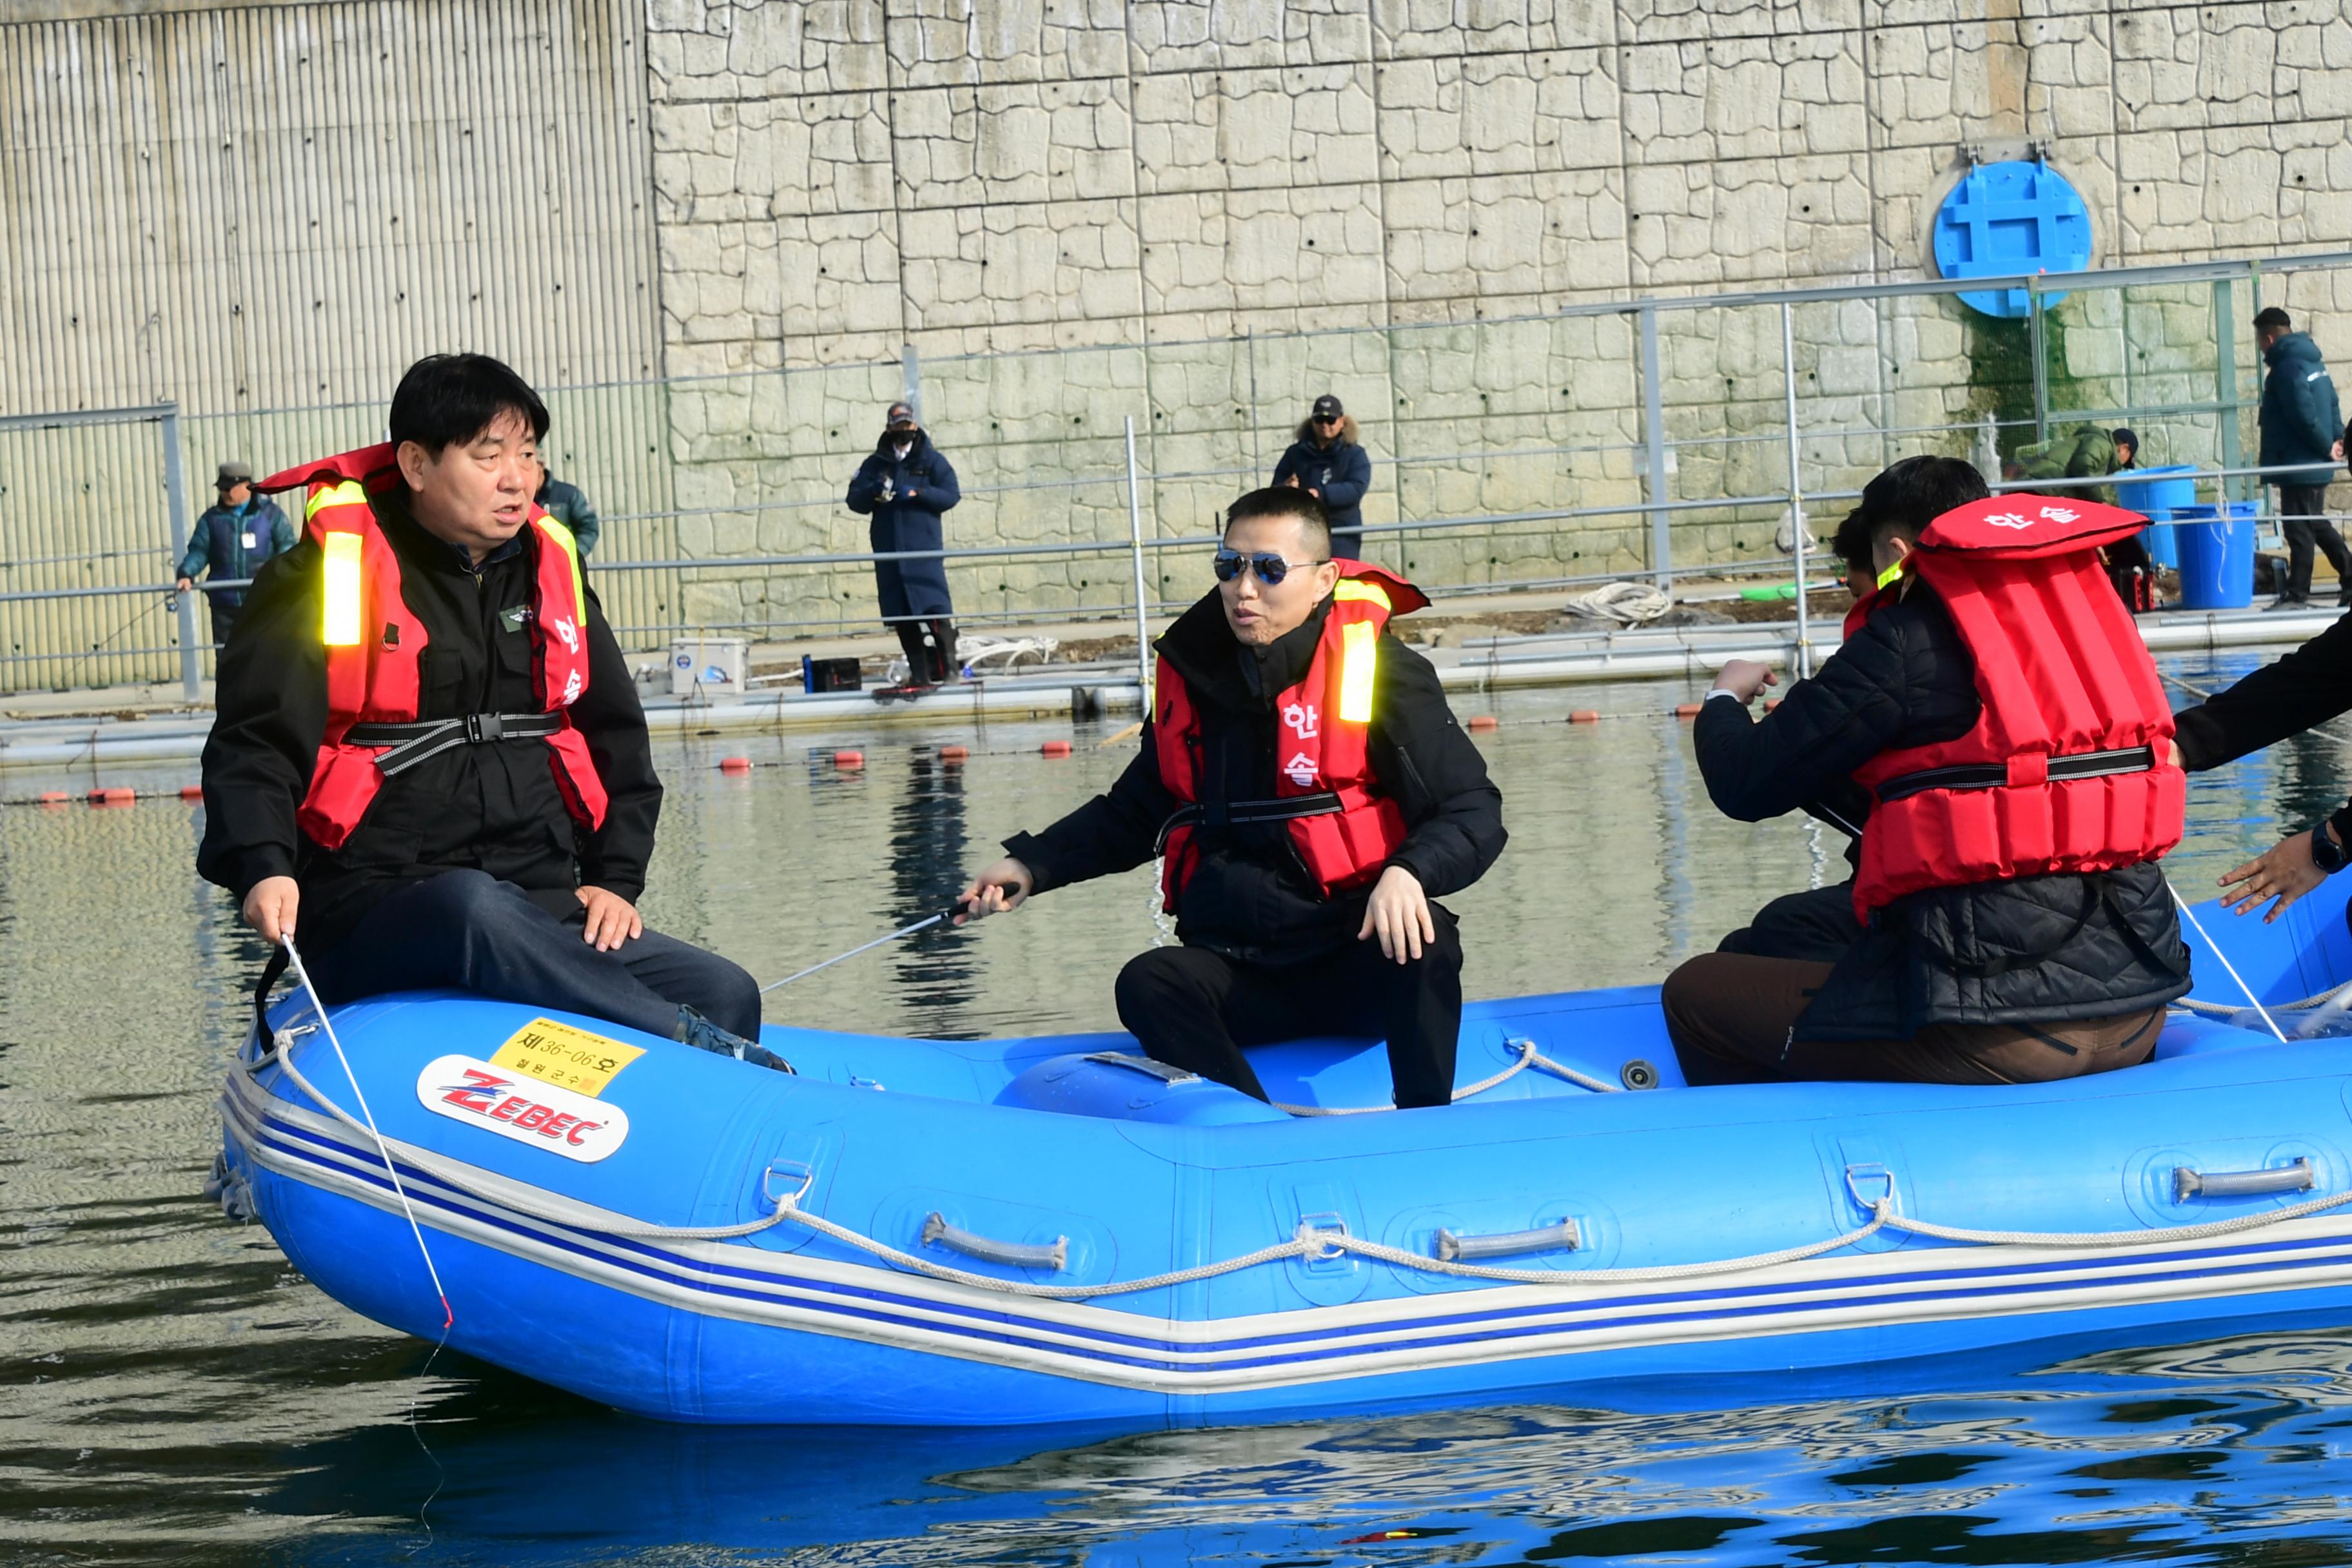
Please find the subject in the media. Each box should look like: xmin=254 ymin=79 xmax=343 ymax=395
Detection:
xmin=2117 ymin=465 xmax=2195 ymax=569
xmin=2171 ymin=502 xmax=2259 ymax=611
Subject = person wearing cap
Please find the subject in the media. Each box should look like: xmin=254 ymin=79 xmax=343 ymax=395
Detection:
xmin=177 ymin=460 xmax=296 ymax=647
xmin=1273 ymin=395 xmax=1373 ymax=560
xmin=1660 ymin=455 xmax=2188 ymax=1087
xmin=2102 ymin=426 xmax=2157 ymax=612
xmin=2255 ymin=306 xmax=2350 ymax=609
xmin=846 ymin=401 xmax=963 ymax=692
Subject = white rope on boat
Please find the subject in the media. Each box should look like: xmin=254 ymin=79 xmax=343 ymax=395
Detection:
xmin=246 ymin=1017 xmax=2352 ymax=1306
xmin=1273 ymin=1037 xmax=1618 ymax=1116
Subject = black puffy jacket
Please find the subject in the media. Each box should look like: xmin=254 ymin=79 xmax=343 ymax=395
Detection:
xmin=1695 ymin=583 xmax=2190 ymax=1041
xmin=1006 ymin=589 xmax=1505 ymax=965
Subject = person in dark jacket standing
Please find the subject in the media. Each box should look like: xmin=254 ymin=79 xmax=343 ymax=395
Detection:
xmin=1272 ymin=394 xmax=1373 ymax=560
xmin=2255 ymin=307 xmax=2349 ymax=608
xmin=846 ymin=401 xmax=962 ymax=691
xmin=177 ymin=460 xmax=297 ymax=647
xmin=1661 ymin=456 xmax=2189 ymax=1086
xmin=956 ymin=487 xmax=1505 ymax=1109
xmin=534 ymin=465 xmax=602 ymax=556
xmin=197 ymin=355 xmax=772 ymax=1064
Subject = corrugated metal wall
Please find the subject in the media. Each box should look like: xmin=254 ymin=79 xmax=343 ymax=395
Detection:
xmin=0 ymin=0 xmax=665 ymax=413
xmin=0 ymin=0 xmax=675 ymax=685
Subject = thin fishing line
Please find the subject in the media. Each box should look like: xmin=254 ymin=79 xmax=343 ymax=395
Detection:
xmin=2168 ymin=877 xmax=2288 ymax=1042
xmin=760 ymin=911 xmax=948 ymax=993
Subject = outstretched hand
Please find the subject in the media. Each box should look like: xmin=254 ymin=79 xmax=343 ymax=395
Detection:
xmin=2220 ymin=829 xmax=2331 ymax=923
xmin=1711 ymin=658 xmax=1778 ymax=704
xmin=955 ymin=858 xmax=1035 ymax=924
xmin=1358 ymin=865 xmax=1435 ymax=963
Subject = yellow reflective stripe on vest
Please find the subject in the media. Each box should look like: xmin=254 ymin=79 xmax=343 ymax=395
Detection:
xmin=534 ymin=515 xmax=585 ymax=619
xmin=321 ymin=532 xmax=364 ymax=647
xmin=1333 ymin=578 xmax=1391 ymax=611
xmin=1337 ymin=618 xmax=1378 ymax=724
xmin=306 ymin=480 xmax=368 ymax=525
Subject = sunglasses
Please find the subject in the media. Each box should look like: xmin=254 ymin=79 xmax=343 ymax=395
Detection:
xmin=1215 ymin=549 xmax=1326 ymax=586
xmin=1312 ymin=413 xmax=1342 ymax=424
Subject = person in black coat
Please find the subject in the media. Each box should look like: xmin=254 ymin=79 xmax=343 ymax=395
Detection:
xmin=2171 ymin=612 xmax=2352 ymax=919
xmin=1661 ymin=456 xmax=2189 ymax=1086
xmin=846 ymin=402 xmax=963 ymax=689
xmin=198 ymin=355 xmax=770 ymax=1063
xmin=1271 ymin=394 xmax=1374 ymax=559
xmin=956 ymin=488 xmax=1506 ymax=1109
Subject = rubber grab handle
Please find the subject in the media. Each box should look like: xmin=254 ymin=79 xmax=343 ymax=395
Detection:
xmin=2173 ymin=1157 xmax=2314 ymax=1202
xmin=1435 ymin=1218 xmax=1581 ymax=1263
xmin=921 ymin=1211 xmax=1069 ymax=1271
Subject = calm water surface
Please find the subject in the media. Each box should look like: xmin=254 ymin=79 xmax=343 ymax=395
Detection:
xmin=8 ymin=652 xmax=2352 ymax=1565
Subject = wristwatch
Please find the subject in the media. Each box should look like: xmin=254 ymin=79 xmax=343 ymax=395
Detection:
xmin=2312 ymin=818 xmax=2350 ymax=875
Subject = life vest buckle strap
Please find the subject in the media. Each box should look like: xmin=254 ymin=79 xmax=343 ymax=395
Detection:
xmin=1875 ymin=745 xmax=2157 ymax=805
xmin=345 ymin=711 xmax=565 ymax=777
xmin=1152 ymin=792 xmax=1344 ymax=854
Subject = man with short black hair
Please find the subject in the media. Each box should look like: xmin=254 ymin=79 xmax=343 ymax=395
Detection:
xmin=956 ymin=487 xmax=1504 ymax=1109
xmin=1273 ymin=394 xmax=1373 ymax=560
xmin=198 ymin=354 xmax=774 ymax=1064
xmin=2255 ymin=306 xmax=2350 ymax=609
xmin=177 ymin=459 xmax=296 ymax=647
xmin=1663 ymin=455 xmax=2190 ymax=1086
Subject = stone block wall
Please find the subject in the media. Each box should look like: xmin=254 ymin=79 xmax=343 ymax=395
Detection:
xmin=634 ymin=0 xmax=2352 ymax=629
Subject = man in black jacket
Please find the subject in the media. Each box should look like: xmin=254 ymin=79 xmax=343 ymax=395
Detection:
xmin=957 ymin=488 xmax=1505 ymax=1108
xmin=199 ymin=355 xmax=769 ymax=1060
xmin=2255 ymin=307 xmax=2350 ymax=609
xmin=1272 ymin=395 xmax=1374 ymax=560
xmin=1661 ymin=456 xmax=2189 ymax=1086
xmin=847 ymin=402 xmax=963 ymax=691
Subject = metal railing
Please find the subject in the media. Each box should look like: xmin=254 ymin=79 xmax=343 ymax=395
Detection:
xmin=4 ymin=246 xmax=2348 ymax=698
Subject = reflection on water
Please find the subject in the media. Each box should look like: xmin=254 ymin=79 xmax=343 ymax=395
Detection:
xmin=4 ymin=650 xmax=2352 ymax=1563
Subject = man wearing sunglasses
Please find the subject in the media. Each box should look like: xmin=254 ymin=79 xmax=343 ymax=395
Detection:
xmin=957 ymin=488 xmax=1505 ymax=1110
xmin=1273 ymin=394 xmax=1373 ymax=559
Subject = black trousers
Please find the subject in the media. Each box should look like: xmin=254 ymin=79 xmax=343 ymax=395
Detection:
xmin=206 ymin=595 xmax=242 ymax=649
xmin=304 ymin=869 xmax=762 ymax=1041
xmin=892 ymin=618 xmax=957 ymax=683
xmin=2277 ymin=484 xmax=2350 ymax=602
xmin=1112 ymin=912 xmax=1464 ymax=1109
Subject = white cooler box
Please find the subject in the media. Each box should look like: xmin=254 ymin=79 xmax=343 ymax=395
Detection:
xmin=669 ymin=636 xmax=747 ymax=696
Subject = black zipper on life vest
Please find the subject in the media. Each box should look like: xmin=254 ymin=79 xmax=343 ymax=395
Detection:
xmin=1874 ymin=745 xmax=2158 ymax=805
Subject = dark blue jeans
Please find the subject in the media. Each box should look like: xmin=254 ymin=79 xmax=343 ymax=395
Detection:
xmin=305 ymin=869 xmax=761 ymax=1041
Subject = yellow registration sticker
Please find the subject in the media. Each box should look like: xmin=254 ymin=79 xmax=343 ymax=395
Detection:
xmin=488 ymin=1018 xmax=645 ymax=1099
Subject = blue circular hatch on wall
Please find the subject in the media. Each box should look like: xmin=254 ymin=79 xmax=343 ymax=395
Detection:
xmin=1931 ymin=161 xmax=2094 ymax=318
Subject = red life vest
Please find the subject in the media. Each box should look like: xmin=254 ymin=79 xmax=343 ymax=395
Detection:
xmin=1846 ymin=494 xmax=2184 ymax=921
xmin=1153 ymin=563 xmax=1429 ymax=910
xmin=256 ymin=444 xmax=609 ymax=851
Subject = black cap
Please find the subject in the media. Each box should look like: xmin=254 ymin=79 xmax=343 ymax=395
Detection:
xmin=2111 ymin=427 xmax=2137 ymax=451
xmin=1311 ymin=394 xmax=1343 ymax=419
xmin=2255 ymin=306 xmax=2293 ymax=331
xmin=885 ymin=401 xmax=917 ymax=429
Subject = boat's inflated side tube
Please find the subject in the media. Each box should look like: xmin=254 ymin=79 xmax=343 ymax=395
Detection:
xmin=996 ymin=1052 xmax=1291 ymax=1125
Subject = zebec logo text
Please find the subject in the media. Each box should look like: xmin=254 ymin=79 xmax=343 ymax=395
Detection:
xmin=415 ymin=1054 xmax=630 ymax=1163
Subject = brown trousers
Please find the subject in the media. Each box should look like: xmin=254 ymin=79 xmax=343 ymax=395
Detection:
xmin=1661 ymin=952 xmax=2164 ymax=1086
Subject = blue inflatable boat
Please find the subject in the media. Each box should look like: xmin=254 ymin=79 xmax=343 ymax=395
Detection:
xmin=215 ymin=877 xmax=2352 ymax=1427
